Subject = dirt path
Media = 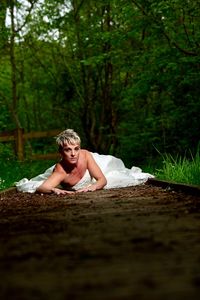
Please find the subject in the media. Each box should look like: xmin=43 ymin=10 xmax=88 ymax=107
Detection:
xmin=0 ymin=184 xmax=200 ymax=300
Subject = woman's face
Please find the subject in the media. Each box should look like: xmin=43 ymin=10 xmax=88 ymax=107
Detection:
xmin=61 ymin=142 xmax=80 ymax=165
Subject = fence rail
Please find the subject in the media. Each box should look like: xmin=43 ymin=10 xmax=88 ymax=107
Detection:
xmin=0 ymin=128 xmax=61 ymax=161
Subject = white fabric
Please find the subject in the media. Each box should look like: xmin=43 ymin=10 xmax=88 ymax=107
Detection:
xmin=15 ymin=152 xmax=154 ymax=193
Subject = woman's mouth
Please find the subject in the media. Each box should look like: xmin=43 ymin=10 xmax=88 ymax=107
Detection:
xmin=70 ymin=157 xmax=77 ymax=162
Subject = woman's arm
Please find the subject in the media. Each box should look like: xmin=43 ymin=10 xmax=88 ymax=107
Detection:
xmin=36 ymin=171 xmax=74 ymax=195
xmin=77 ymin=151 xmax=107 ymax=192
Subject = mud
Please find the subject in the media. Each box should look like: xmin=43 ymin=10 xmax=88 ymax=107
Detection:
xmin=0 ymin=184 xmax=200 ymax=300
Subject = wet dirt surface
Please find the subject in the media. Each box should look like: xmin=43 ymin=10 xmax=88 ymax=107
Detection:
xmin=0 ymin=184 xmax=200 ymax=300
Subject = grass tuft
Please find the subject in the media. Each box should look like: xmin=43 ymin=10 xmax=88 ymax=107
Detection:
xmin=155 ymin=149 xmax=200 ymax=186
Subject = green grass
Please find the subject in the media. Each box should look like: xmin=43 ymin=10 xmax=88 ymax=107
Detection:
xmin=0 ymin=159 xmax=56 ymax=191
xmin=155 ymin=150 xmax=200 ymax=186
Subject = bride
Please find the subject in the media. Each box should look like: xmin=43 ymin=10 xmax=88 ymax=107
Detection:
xmin=16 ymin=129 xmax=154 ymax=194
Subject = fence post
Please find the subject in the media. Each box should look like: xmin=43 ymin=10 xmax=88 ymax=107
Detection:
xmin=14 ymin=128 xmax=24 ymax=161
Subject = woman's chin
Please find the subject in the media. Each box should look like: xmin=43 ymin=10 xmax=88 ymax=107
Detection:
xmin=69 ymin=159 xmax=78 ymax=164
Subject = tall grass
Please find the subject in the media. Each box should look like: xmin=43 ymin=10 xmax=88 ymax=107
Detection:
xmin=155 ymin=149 xmax=200 ymax=186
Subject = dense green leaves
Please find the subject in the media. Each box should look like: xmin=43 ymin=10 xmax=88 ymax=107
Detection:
xmin=0 ymin=0 xmax=199 ymax=166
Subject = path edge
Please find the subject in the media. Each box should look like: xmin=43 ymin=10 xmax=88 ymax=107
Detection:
xmin=147 ymin=178 xmax=200 ymax=196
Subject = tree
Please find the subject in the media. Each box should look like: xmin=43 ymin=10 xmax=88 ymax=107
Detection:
xmin=0 ymin=0 xmax=7 ymax=51
xmin=0 ymin=0 xmax=200 ymax=164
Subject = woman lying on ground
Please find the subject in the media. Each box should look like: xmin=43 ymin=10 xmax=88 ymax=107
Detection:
xmin=16 ymin=129 xmax=154 ymax=194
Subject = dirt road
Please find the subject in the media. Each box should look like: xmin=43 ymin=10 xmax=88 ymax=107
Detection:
xmin=0 ymin=184 xmax=200 ymax=300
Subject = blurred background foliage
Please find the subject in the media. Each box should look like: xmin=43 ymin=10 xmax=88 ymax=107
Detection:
xmin=0 ymin=0 xmax=199 ymax=174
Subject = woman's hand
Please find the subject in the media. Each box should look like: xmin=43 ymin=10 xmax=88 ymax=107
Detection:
xmin=76 ymin=184 xmax=96 ymax=193
xmin=51 ymin=187 xmax=75 ymax=195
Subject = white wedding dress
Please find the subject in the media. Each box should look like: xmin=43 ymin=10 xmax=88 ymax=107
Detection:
xmin=15 ymin=152 xmax=154 ymax=193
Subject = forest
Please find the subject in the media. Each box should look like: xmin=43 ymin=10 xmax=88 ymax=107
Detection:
xmin=0 ymin=0 xmax=200 ymax=187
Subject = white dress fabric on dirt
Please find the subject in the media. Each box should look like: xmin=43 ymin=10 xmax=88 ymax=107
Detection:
xmin=15 ymin=152 xmax=154 ymax=193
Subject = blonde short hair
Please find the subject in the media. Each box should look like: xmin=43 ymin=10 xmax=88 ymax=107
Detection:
xmin=56 ymin=129 xmax=81 ymax=150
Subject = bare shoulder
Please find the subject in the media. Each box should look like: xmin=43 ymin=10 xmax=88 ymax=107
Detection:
xmin=80 ymin=149 xmax=91 ymax=157
xmin=53 ymin=162 xmax=65 ymax=173
xmin=80 ymin=149 xmax=93 ymax=161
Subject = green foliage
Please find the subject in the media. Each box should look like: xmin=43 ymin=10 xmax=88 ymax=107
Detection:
xmin=155 ymin=148 xmax=200 ymax=186
xmin=0 ymin=0 xmax=200 ymax=168
xmin=0 ymin=57 xmax=13 ymax=130
xmin=0 ymin=159 xmax=56 ymax=191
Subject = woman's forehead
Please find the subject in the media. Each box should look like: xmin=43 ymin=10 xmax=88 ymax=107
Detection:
xmin=62 ymin=141 xmax=80 ymax=147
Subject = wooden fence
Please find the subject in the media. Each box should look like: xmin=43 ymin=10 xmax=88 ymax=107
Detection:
xmin=0 ymin=128 xmax=61 ymax=161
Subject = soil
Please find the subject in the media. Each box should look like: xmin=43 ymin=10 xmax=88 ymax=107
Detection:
xmin=0 ymin=183 xmax=200 ymax=300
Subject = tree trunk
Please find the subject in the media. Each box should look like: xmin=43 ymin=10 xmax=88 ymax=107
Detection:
xmin=9 ymin=0 xmax=21 ymax=128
